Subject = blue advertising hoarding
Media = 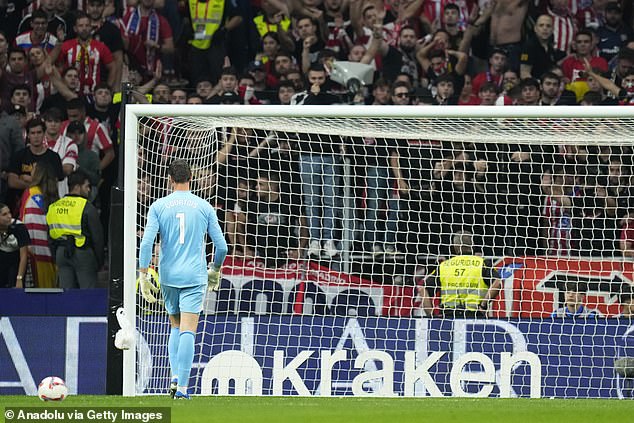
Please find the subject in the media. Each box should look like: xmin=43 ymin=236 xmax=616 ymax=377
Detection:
xmin=138 ymin=316 xmax=633 ymax=399
xmin=2 ymin=314 xmax=632 ymax=398
xmin=0 ymin=317 xmax=107 ymax=395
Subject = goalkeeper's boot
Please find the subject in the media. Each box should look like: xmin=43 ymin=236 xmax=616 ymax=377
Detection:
xmin=169 ymin=378 xmax=178 ymax=399
xmin=174 ymin=391 xmax=191 ymax=400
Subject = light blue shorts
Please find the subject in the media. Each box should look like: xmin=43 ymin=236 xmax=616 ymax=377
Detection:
xmin=161 ymin=284 xmax=206 ymax=315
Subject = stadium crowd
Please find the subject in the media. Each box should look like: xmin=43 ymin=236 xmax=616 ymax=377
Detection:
xmin=2 ymin=0 xmax=634 ymax=294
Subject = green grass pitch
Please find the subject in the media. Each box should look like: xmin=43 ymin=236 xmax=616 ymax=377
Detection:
xmin=1 ymin=396 xmax=631 ymax=423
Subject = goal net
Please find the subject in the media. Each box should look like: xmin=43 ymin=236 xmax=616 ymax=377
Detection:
xmin=123 ymin=105 xmax=634 ymax=399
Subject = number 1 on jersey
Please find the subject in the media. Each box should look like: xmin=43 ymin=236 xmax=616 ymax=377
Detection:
xmin=176 ymin=213 xmax=185 ymax=244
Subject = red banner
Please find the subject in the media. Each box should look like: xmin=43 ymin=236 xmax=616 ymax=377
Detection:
xmin=222 ymin=257 xmax=416 ymax=316
xmin=222 ymin=256 xmax=633 ymax=318
xmin=493 ymin=257 xmax=634 ymax=317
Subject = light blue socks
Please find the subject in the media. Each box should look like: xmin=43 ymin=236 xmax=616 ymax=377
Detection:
xmin=176 ymin=330 xmax=195 ymax=392
xmin=168 ymin=327 xmax=180 ymax=381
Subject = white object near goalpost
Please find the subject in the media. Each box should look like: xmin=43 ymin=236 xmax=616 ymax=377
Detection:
xmin=121 ymin=105 xmax=634 ymax=398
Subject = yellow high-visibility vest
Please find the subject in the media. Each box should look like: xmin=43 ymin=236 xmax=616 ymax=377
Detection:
xmin=47 ymin=196 xmax=88 ymax=247
xmin=189 ymin=0 xmax=225 ymax=50
xmin=439 ymin=255 xmax=487 ymax=310
xmin=253 ymin=14 xmax=291 ymax=38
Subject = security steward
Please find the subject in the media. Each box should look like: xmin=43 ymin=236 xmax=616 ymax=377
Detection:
xmin=419 ymin=231 xmax=502 ymax=318
xmin=46 ymin=170 xmax=104 ymax=288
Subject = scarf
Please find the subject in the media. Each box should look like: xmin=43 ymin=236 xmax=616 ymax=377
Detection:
xmin=125 ymin=6 xmax=160 ymax=71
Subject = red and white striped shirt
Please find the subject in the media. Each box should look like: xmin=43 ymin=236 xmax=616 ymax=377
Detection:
xmin=421 ymin=0 xmax=474 ymax=31
xmin=61 ymin=117 xmax=113 ymax=155
xmin=47 ymin=134 xmax=78 ymax=197
xmin=58 ymin=38 xmax=113 ymax=96
xmin=548 ymin=7 xmax=576 ymax=54
xmin=543 ymin=188 xmax=581 ymax=256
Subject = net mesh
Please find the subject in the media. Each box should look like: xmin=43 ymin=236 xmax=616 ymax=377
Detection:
xmin=131 ymin=110 xmax=634 ymax=399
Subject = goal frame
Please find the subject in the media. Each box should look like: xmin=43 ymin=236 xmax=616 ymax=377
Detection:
xmin=121 ymin=104 xmax=634 ymax=396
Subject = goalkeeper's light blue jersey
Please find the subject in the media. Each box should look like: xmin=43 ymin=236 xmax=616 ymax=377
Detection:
xmin=139 ymin=190 xmax=228 ymax=288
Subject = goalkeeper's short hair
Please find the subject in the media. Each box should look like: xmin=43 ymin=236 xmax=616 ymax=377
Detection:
xmin=169 ymin=159 xmax=192 ymax=183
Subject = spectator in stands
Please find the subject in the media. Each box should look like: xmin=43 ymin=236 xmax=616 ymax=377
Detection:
xmin=87 ymin=83 xmax=119 ymax=142
xmin=0 ymin=47 xmax=37 ymax=114
xmin=292 ymin=65 xmax=342 ymax=259
xmin=539 ymin=71 xmax=577 ymax=105
xmin=321 ymin=0 xmax=353 ymax=58
xmin=418 ymin=230 xmax=502 ymax=318
xmin=19 ymin=160 xmax=59 ymax=288
xmin=347 ymin=132 xmax=399 ymax=254
xmin=547 ymin=0 xmax=576 ymax=56
xmin=58 ymin=12 xmax=115 ymax=97
xmin=291 ymin=63 xmax=340 ymax=105
xmin=86 ymin=0 xmax=124 ymax=90
xmin=170 ymin=89 xmax=187 ymax=104
xmin=14 ymin=9 xmax=60 ymax=57
xmin=248 ymin=60 xmax=274 ymax=103
xmin=597 ymin=2 xmax=634 ymax=63
xmin=205 ymin=66 xmax=239 ymax=104
xmin=63 ymin=98 xmax=115 ymax=171
xmin=296 ymin=16 xmax=325 ymax=73
xmin=373 ymin=25 xmax=425 ymax=86
xmin=40 ymin=66 xmax=80 ymax=117
xmin=0 ymin=97 xmax=24 ymax=204
xmin=471 ymin=48 xmax=507 ymax=96
xmin=477 ymin=82 xmax=499 ymax=105
xmin=542 ymin=164 xmax=581 ymax=256
xmin=551 ymin=281 xmax=599 ymax=318
xmin=187 ymin=95 xmax=203 ymax=104
xmin=195 ymin=78 xmax=214 ymax=102
xmin=17 ymin=0 xmax=66 ymax=37
xmin=151 ymin=83 xmax=171 ymax=104
xmin=431 ymin=73 xmax=459 ymax=105
xmin=47 ymin=170 xmax=104 ymax=288
xmin=442 ymin=3 xmax=465 ymax=50
xmin=282 ymin=68 xmax=304 ymax=92
xmin=0 ymin=202 xmax=30 ymax=288
xmin=520 ymin=14 xmax=565 ymax=79
xmin=255 ymin=31 xmax=292 ymax=66
xmin=562 ymin=29 xmax=608 ymax=87
xmin=272 ymin=51 xmax=296 ymax=84
xmin=603 ymin=156 xmax=634 ymax=220
xmin=457 ymin=74 xmax=479 ymax=105
xmin=275 ymin=81 xmax=295 ymax=105
xmin=7 ymin=119 xmax=64 ymax=214
xmin=390 ymin=81 xmax=412 ymax=105
xmin=577 ymin=184 xmax=617 ymax=256
xmin=216 ymin=127 xmax=258 ymax=243
xmin=369 ymin=79 xmax=390 ymax=105
xmin=9 ymin=84 xmax=33 ymax=114
xmin=418 ymin=31 xmax=468 ymax=90
xmin=186 ymin=0 xmax=243 ymax=86
xmin=43 ymin=108 xmax=77 ymax=197
xmin=236 ymin=172 xmax=307 ymax=267
xmin=121 ymin=0 xmax=175 ymax=81
xmin=519 ymin=77 xmax=541 ymax=105
xmin=489 ymin=0 xmax=529 ymax=71
xmin=584 ymin=62 xmax=634 ymax=105
xmin=66 ymin=121 xmax=100 ymax=202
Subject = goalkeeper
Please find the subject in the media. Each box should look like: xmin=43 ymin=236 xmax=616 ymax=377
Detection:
xmin=138 ymin=160 xmax=228 ymax=399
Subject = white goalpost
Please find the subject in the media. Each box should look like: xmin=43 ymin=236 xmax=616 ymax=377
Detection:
xmin=121 ymin=105 xmax=634 ymax=398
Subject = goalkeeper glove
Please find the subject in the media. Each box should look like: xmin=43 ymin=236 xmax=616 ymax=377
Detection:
xmin=139 ymin=271 xmax=159 ymax=303
xmin=207 ymin=266 xmax=222 ymax=292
